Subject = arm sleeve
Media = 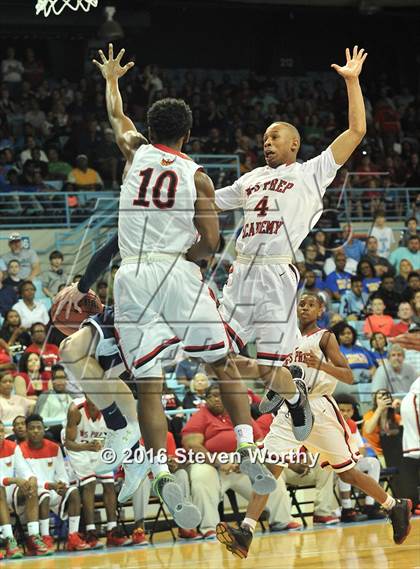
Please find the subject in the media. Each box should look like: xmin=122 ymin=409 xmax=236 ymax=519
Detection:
xmin=301 ymin=148 xmax=341 ymax=198
xmin=215 ymin=179 xmax=243 ymax=211
xmin=13 ymin=446 xmax=33 ymax=480
xmin=77 ymin=234 xmax=119 ymax=293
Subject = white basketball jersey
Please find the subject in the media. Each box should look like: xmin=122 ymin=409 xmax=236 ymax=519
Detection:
xmin=215 ymin=148 xmax=340 ymax=256
xmin=73 ymin=398 xmax=108 ymax=444
xmin=119 ymin=144 xmax=202 ymax=258
xmin=283 ymin=328 xmax=337 ymax=397
xmin=401 ymin=377 xmax=420 ymax=459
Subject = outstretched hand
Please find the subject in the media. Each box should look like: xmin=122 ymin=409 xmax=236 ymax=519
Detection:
xmin=93 ymin=43 xmax=134 ymax=81
xmin=331 ymin=46 xmax=368 ymax=80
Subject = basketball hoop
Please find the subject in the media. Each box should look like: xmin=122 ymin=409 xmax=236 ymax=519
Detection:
xmin=35 ymin=0 xmax=98 ymax=17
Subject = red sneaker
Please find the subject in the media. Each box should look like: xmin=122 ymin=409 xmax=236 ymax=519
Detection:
xmin=0 ymin=552 xmax=3 ymax=560
xmin=178 ymin=528 xmax=203 ymax=540
xmin=202 ymin=530 xmax=217 ymax=541
xmin=5 ymin=537 xmax=23 ymax=559
xmin=26 ymin=535 xmax=52 ymax=556
xmin=132 ymin=528 xmax=149 ymax=546
xmin=42 ymin=535 xmax=55 ymax=552
xmin=106 ymin=527 xmax=132 ymax=547
xmin=66 ymin=532 xmax=91 ymax=551
xmin=313 ymin=515 xmax=340 ymax=525
xmin=85 ymin=529 xmax=104 ymax=550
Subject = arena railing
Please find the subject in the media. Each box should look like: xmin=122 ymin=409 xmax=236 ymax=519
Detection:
xmin=0 ymin=186 xmax=415 ymax=230
xmin=2 ymin=407 xmax=199 ymax=429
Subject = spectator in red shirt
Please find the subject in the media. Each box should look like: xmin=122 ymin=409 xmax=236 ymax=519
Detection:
xmin=390 ymin=302 xmax=414 ymax=337
xmin=182 ymin=385 xmax=292 ymax=538
xmin=364 ymin=297 xmax=395 ymax=338
xmin=25 ymin=322 xmax=60 ymax=373
xmin=14 ymin=352 xmax=51 ymax=398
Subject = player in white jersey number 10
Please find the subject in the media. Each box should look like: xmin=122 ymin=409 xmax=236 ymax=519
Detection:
xmin=214 ymin=46 xmax=369 ymax=441
xmin=92 ymin=44 xmax=277 ymax=529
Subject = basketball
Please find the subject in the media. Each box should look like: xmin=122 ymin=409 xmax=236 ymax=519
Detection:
xmin=51 ymin=290 xmax=103 ymax=336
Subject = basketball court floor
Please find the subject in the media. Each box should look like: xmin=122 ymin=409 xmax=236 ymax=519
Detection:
xmin=6 ymin=518 xmax=419 ymax=569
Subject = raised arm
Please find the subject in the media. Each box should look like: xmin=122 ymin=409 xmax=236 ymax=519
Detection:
xmin=93 ymin=43 xmax=148 ymax=161
xmin=186 ymin=171 xmax=220 ymax=262
xmin=329 ymin=46 xmax=368 ymax=165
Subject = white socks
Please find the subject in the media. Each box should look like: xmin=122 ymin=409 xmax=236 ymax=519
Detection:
xmin=242 ymin=518 xmax=257 ymax=533
xmin=86 ymin=524 xmax=95 ymax=532
xmin=107 ymin=521 xmax=117 ymax=531
xmin=341 ymin=498 xmax=352 ymax=509
xmin=68 ymin=516 xmax=80 ymax=534
xmin=234 ymin=424 xmax=254 ymax=446
xmin=27 ymin=521 xmax=40 ymax=536
xmin=150 ymin=452 xmax=170 ymax=478
xmin=285 ymin=392 xmax=300 ymax=405
xmin=381 ymin=495 xmax=396 ymax=510
xmin=40 ymin=518 xmax=49 ymax=536
xmin=1 ymin=524 xmax=13 ymax=539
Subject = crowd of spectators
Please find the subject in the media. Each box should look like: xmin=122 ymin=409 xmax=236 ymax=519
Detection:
xmin=1 ymin=47 xmax=420 ymax=224
xmin=0 ymin=45 xmax=418 ymax=558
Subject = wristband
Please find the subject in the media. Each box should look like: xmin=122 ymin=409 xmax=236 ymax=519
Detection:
xmin=44 ymin=482 xmax=51 ymax=490
xmin=2 ymin=477 xmax=11 ymax=486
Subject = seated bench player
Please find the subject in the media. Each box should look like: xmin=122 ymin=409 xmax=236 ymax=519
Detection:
xmin=335 ymin=394 xmax=386 ymax=522
xmin=0 ymin=419 xmax=45 ymax=559
xmin=216 ymin=293 xmax=412 ymax=559
xmin=64 ymin=396 xmax=131 ymax=548
xmin=19 ymin=414 xmax=90 ymax=552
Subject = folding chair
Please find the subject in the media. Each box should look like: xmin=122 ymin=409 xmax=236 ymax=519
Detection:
xmin=146 ymin=496 xmax=177 ymax=544
xmin=286 ymin=484 xmax=316 ymax=527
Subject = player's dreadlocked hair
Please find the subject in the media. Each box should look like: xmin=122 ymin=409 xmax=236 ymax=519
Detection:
xmin=147 ymin=98 xmax=193 ymax=143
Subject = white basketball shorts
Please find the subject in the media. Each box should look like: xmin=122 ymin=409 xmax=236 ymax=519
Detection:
xmin=264 ymin=395 xmax=361 ymax=473
xmin=114 ymin=256 xmax=230 ymax=378
xmin=219 ymin=260 xmax=301 ymax=366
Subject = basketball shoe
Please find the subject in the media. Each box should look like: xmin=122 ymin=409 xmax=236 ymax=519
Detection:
xmin=118 ymin=450 xmax=151 ymax=503
xmin=237 ymin=443 xmax=277 ymax=495
xmin=216 ymin=522 xmax=253 ymax=559
xmin=152 ymin=472 xmax=201 ymax=529
xmin=388 ymin=499 xmax=412 ymax=544
xmin=96 ymin=421 xmax=141 ymax=474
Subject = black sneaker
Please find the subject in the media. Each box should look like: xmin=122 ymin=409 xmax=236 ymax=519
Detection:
xmin=388 ymin=499 xmax=412 ymax=544
xmin=285 ymin=376 xmax=314 ymax=441
xmin=258 ymin=365 xmax=304 ymax=415
xmin=364 ymin=504 xmax=386 ymax=520
xmin=216 ymin=522 xmax=253 ymax=559
xmin=152 ymin=472 xmax=202 ymax=530
xmin=341 ymin=508 xmax=368 ymax=523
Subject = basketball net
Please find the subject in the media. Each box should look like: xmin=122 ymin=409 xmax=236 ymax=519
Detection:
xmin=35 ymin=0 xmax=98 ymax=17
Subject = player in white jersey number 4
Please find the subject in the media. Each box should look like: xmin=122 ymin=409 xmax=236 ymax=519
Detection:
xmin=216 ymin=293 xmax=412 ymax=559
xmin=215 ymin=46 xmax=368 ymax=441
xmin=92 ymin=45 xmax=277 ymax=528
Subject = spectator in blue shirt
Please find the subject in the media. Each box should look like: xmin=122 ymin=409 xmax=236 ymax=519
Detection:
xmin=331 ymin=321 xmax=377 ymax=385
xmin=342 ymin=224 xmax=366 ymax=262
xmin=0 ymin=278 xmax=18 ymax=316
xmin=339 ymin=276 xmax=369 ymax=320
xmin=356 ymin=259 xmax=381 ymax=294
xmin=325 ymin=251 xmax=352 ymax=301
xmin=369 ymin=332 xmax=388 ymax=366
xmin=175 ymin=357 xmax=204 ymax=388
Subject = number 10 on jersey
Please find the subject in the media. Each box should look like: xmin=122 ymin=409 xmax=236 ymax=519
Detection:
xmin=133 ymin=168 xmax=179 ymax=209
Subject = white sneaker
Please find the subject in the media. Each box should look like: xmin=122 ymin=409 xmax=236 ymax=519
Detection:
xmin=96 ymin=421 xmax=141 ymax=474
xmin=118 ymin=451 xmax=151 ymax=503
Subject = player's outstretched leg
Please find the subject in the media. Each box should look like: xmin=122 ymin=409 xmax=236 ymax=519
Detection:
xmin=258 ymin=364 xmax=314 ymax=441
xmin=338 ymin=467 xmax=412 ymax=544
xmin=60 ymin=328 xmax=142 ymax=475
xmin=210 ymin=356 xmax=277 ymax=495
xmin=136 ymin=375 xmax=201 ymax=529
xmin=216 ymin=465 xmax=283 ymax=558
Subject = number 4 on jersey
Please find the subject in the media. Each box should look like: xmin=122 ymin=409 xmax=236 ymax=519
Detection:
xmin=254 ymin=196 xmax=269 ymax=216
